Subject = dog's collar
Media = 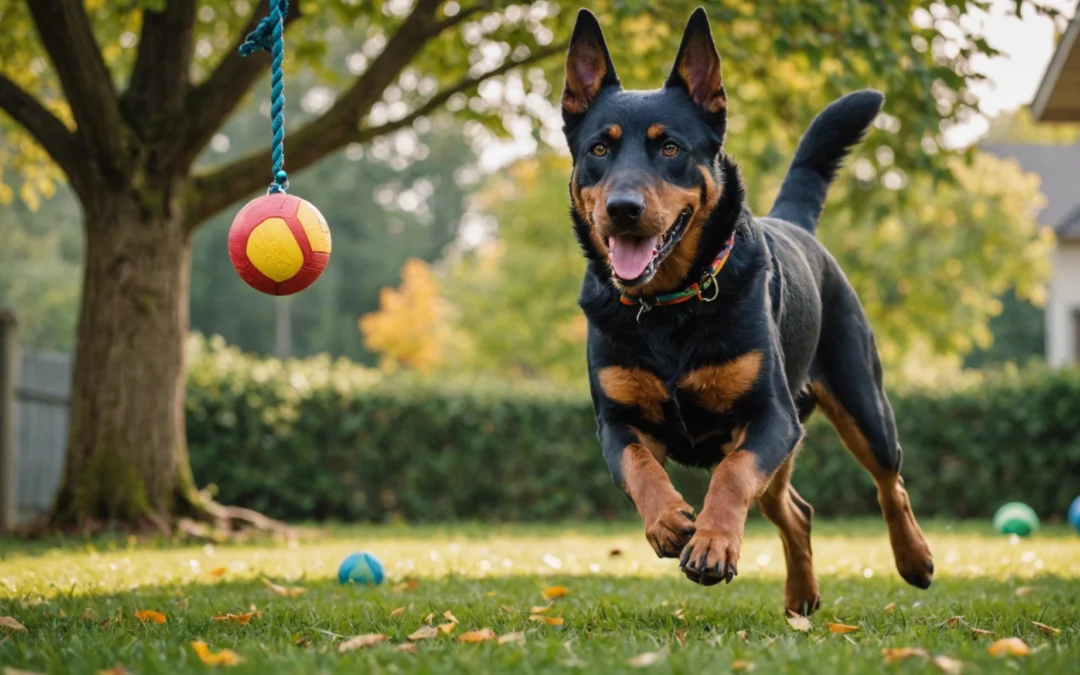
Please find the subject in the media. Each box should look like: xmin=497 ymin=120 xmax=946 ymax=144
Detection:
xmin=619 ymin=233 xmax=736 ymax=321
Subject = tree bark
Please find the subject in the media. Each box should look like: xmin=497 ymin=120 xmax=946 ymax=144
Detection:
xmin=50 ymin=191 xmax=197 ymax=529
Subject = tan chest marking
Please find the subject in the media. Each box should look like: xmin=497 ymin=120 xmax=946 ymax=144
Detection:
xmin=597 ymin=367 xmax=669 ymax=424
xmin=678 ymin=351 xmax=763 ymax=414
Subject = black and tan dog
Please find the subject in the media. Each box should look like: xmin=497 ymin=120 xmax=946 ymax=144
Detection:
xmin=562 ymin=8 xmax=934 ymax=615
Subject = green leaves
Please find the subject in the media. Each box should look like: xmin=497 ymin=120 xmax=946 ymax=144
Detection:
xmin=185 ymin=335 xmax=1080 ymax=523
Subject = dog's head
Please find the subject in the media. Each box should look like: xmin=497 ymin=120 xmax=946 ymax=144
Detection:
xmin=563 ymin=8 xmax=728 ymax=296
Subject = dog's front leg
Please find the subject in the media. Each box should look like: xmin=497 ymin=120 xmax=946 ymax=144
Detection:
xmin=679 ymin=406 xmax=802 ymax=585
xmin=601 ymin=423 xmax=696 ymax=558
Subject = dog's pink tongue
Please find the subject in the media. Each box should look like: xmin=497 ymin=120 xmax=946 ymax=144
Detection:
xmin=608 ymin=235 xmax=659 ymax=280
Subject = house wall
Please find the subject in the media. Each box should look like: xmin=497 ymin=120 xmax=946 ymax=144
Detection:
xmin=1047 ymin=239 xmax=1080 ymax=366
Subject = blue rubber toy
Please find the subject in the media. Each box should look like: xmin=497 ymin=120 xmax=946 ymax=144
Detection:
xmin=338 ymin=551 xmax=385 ymax=586
xmin=1068 ymin=496 xmax=1080 ymax=534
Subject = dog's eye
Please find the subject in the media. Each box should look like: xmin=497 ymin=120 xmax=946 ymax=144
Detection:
xmin=661 ymin=142 xmax=679 ymax=158
xmin=591 ymin=143 xmax=608 ymax=157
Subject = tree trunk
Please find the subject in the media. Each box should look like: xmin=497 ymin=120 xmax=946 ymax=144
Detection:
xmin=50 ymin=192 xmax=198 ymax=529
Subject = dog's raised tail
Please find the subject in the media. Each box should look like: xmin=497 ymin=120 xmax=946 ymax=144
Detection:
xmin=767 ymin=89 xmax=884 ymax=234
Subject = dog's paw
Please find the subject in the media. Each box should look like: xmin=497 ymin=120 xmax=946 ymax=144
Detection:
xmin=643 ymin=502 xmax=696 ymax=558
xmin=679 ymin=528 xmax=741 ymax=586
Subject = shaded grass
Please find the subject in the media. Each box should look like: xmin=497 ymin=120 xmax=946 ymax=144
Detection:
xmin=1 ymin=519 xmax=1078 ymax=673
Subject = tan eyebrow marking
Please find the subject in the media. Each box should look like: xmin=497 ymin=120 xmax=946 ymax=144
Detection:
xmin=647 ymin=124 xmax=666 ymax=140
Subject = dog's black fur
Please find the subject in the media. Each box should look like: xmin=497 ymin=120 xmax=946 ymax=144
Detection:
xmin=562 ymin=8 xmax=933 ymax=614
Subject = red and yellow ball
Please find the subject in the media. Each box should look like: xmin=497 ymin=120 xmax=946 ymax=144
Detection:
xmin=227 ymin=193 xmax=332 ymax=296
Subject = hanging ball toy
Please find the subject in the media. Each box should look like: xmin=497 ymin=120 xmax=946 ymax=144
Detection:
xmin=992 ymin=502 xmax=1040 ymax=537
xmin=228 ymin=0 xmax=330 ymax=296
xmin=228 ymin=189 xmax=331 ymax=295
xmin=338 ymin=551 xmax=385 ymax=586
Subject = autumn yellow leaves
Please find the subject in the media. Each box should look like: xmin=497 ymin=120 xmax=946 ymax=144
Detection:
xmin=333 ymin=586 xmax=572 ymax=655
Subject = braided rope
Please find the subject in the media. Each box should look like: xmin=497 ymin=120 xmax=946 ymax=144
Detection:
xmin=240 ymin=0 xmax=290 ymax=195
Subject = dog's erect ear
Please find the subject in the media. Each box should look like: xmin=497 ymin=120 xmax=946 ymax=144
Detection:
xmin=665 ymin=8 xmax=726 ymax=113
xmin=562 ymin=9 xmax=620 ymax=116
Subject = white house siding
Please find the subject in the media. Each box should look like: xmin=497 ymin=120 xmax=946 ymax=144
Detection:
xmin=1047 ymin=239 xmax=1080 ymax=366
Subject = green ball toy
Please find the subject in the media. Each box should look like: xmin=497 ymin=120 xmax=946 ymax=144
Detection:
xmin=992 ymin=502 xmax=1039 ymax=537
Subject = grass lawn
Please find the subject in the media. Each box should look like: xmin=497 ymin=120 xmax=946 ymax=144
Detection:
xmin=1 ymin=518 xmax=1078 ymax=673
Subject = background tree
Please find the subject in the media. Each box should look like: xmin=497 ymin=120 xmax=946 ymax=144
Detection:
xmin=0 ymin=0 xmax=1065 ymax=530
xmin=0 ymin=0 xmax=564 ymax=531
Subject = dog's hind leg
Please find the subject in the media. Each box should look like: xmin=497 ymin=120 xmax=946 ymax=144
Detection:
xmin=809 ymin=284 xmax=934 ymax=590
xmin=757 ymin=452 xmax=820 ymax=615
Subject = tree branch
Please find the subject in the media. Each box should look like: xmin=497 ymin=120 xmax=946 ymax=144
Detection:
xmin=124 ymin=0 xmax=197 ymax=122
xmin=27 ymin=0 xmax=125 ymax=171
xmin=355 ymin=43 xmax=566 ymax=143
xmin=174 ymin=3 xmax=303 ymax=172
xmin=0 ymin=73 xmax=91 ymax=193
xmin=187 ymin=43 xmax=563 ymax=227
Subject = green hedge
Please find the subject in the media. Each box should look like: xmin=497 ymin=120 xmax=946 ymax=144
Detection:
xmin=186 ymin=337 xmax=1080 ymax=523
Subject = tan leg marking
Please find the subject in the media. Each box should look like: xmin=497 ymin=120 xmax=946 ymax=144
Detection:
xmin=757 ymin=455 xmax=820 ymax=615
xmin=810 ymin=382 xmax=933 ymax=588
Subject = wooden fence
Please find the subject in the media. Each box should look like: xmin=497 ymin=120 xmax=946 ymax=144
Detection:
xmin=0 ymin=312 xmax=72 ymax=529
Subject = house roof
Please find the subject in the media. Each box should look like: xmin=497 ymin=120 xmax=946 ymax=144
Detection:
xmin=982 ymin=142 xmax=1080 ymax=239
xmin=1032 ymin=14 xmax=1080 ymax=122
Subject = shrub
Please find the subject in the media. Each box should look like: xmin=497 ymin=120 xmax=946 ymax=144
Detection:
xmin=186 ymin=337 xmax=1080 ymax=523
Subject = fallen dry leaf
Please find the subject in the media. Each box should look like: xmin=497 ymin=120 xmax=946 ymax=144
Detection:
xmin=191 ymin=641 xmax=243 ymax=666
xmin=394 ymin=643 xmax=418 ymax=654
xmin=671 ymin=608 xmax=686 ymax=623
xmin=0 ymin=616 xmax=27 ymax=632
xmin=736 ymin=630 xmax=749 ymax=642
xmin=248 ymin=604 xmax=263 ymax=619
xmin=1015 ymin=586 xmax=1036 ymax=597
xmin=883 ymin=602 xmax=896 ymax=613
xmin=294 ymin=637 xmax=311 ymax=648
xmin=394 ymin=579 xmax=420 ymax=592
xmin=882 ymin=647 xmax=929 ymax=664
xmin=80 ymin=608 xmax=97 ymax=622
xmin=97 ymin=618 xmax=111 ymax=628
xmin=530 ymin=614 xmax=564 ymax=626
xmin=988 ymin=637 xmax=1031 ymax=657
xmin=931 ymin=654 xmax=964 ymax=673
xmin=732 ymin=661 xmax=756 ymax=672
xmin=674 ymin=628 xmax=687 ymax=647
xmin=944 ymin=616 xmax=965 ymax=626
xmin=627 ymin=650 xmax=667 ymax=667
xmin=1032 ymin=621 xmax=1061 ymax=636
xmin=970 ymin=627 xmax=994 ymax=637
xmin=442 ymin=610 xmax=459 ymax=623
xmin=338 ymin=634 xmax=389 ymax=652
xmin=785 ymin=611 xmax=811 ymax=632
xmin=457 ymin=628 xmax=497 ymax=643
xmin=390 ymin=607 xmax=406 ymax=617
xmin=135 ymin=610 xmax=166 ymax=624
xmin=407 ymin=625 xmax=439 ymax=641
xmin=212 ymin=612 xmax=256 ymax=626
xmin=208 ymin=567 xmax=228 ymax=579
xmin=437 ymin=622 xmax=457 ymax=635
xmin=498 ymin=631 xmax=526 ymax=645
xmin=542 ymin=586 xmax=569 ymax=600
xmin=423 ymin=612 xmax=435 ymax=623
xmin=826 ymin=622 xmax=860 ymax=634
xmin=262 ymin=579 xmax=306 ymax=597
xmin=530 ymin=605 xmax=553 ymax=614
xmin=500 ymin=605 xmax=518 ymax=614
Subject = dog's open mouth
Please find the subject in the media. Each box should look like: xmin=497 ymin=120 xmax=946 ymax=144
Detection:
xmin=608 ymin=208 xmax=692 ymax=287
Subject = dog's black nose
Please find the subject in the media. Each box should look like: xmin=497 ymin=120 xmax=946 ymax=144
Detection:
xmin=606 ymin=192 xmax=645 ymax=226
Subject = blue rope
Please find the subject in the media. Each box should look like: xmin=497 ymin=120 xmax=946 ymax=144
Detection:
xmin=240 ymin=0 xmax=290 ymax=195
